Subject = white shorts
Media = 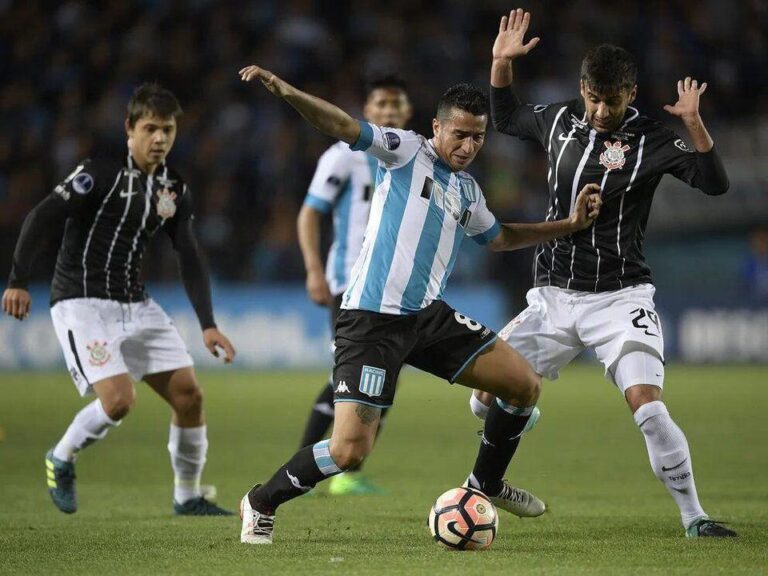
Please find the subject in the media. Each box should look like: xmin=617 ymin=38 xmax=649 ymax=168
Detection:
xmin=51 ymin=298 xmax=193 ymax=396
xmin=500 ymin=284 xmax=665 ymax=391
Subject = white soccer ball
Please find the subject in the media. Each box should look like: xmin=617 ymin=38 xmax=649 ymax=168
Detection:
xmin=428 ymin=487 xmax=498 ymax=550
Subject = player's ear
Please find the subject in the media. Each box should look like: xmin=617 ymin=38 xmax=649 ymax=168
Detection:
xmin=124 ymin=118 xmax=133 ymax=137
xmin=432 ymin=117 xmax=440 ymax=138
xmin=628 ymin=85 xmax=637 ymax=105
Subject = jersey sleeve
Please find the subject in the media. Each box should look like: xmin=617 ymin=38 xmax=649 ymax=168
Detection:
xmin=464 ymin=181 xmax=501 ymax=245
xmin=52 ymin=158 xmax=109 ymax=215
xmin=349 ymin=121 xmax=422 ymax=168
xmin=658 ymin=130 xmax=699 ymax=185
xmin=491 ymin=87 xmax=568 ymax=147
xmin=303 ymin=145 xmax=352 ymax=214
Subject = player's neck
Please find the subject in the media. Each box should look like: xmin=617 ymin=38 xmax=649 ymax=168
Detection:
xmin=129 ymin=154 xmax=160 ymax=176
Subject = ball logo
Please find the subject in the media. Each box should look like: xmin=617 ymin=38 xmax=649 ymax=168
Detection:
xmin=383 ymin=132 xmax=401 ymax=151
xmin=599 ymin=140 xmax=630 ymax=171
xmin=476 ymin=503 xmax=487 ymax=515
xmin=72 ymin=173 xmax=94 ymax=195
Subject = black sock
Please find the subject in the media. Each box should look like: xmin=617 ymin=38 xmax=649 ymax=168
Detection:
xmin=299 ymin=380 xmax=335 ymax=448
xmin=249 ymin=440 xmax=340 ymax=512
xmin=470 ymin=400 xmax=532 ymax=496
xmin=346 ymin=407 xmax=389 ymax=473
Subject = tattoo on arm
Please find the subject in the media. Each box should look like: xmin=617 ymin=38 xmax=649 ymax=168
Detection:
xmin=355 ymin=404 xmax=380 ymax=426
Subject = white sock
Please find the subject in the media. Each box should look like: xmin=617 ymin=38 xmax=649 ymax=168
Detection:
xmin=53 ymin=399 xmax=120 ymax=461
xmin=469 ymin=393 xmax=490 ymax=420
xmin=634 ymin=401 xmax=706 ymax=528
xmin=168 ymin=424 xmax=208 ymax=504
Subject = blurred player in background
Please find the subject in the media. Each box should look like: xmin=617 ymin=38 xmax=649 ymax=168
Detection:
xmin=2 ymin=83 xmax=235 ymax=516
xmin=238 ymin=63 xmax=601 ymax=544
xmin=297 ymin=75 xmax=412 ymax=496
xmin=471 ymin=9 xmax=735 ymax=538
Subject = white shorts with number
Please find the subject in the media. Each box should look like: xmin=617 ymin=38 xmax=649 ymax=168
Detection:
xmin=500 ymin=284 xmax=664 ymax=391
xmin=50 ymin=298 xmax=194 ymax=396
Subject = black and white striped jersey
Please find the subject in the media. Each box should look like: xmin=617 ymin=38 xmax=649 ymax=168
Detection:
xmin=44 ymin=155 xmax=190 ymax=304
xmin=491 ymin=90 xmax=729 ymax=293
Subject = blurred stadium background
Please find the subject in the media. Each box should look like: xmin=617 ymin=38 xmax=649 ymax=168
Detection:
xmin=1 ymin=0 xmax=766 ymax=370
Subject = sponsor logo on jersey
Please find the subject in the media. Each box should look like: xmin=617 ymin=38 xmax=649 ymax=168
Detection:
xmin=54 ymin=185 xmax=70 ymax=201
xmin=674 ymin=138 xmax=693 ymax=152
xmin=86 ymin=341 xmax=111 ymax=367
xmin=599 ymin=140 xmax=631 ymax=171
xmin=442 ymin=186 xmax=463 ymax=221
xmin=72 ymin=173 xmax=94 ymax=195
xmin=156 ymin=188 xmax=178 ymax=220
xmin=383 ymin=131 xmax=401 ymax=150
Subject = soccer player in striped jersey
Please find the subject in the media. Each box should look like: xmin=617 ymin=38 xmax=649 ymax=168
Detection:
xmin=2 ymin=83 xmax=235 ymax=516
xmin=470 ymin=10 xmax=735 ymax=538
xmin=296 ymin=76 xmax=412 ymax=496
xmin=237 ymin=63 xmax=602 ymax=544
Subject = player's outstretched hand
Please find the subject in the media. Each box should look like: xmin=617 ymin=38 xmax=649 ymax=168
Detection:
xmin=203 ymin=327 xmax=236 ymax=364
xmin=570 ymin=184 xmax=602 ymax=230
xmin=306 ymin=270 xmax=333 ymax=307
xmin=239 ymin=65 xmax=287 ymax=97
xmin=2 ymin=288 xmax=31 ymax=321
xmin=663 ymin=77 xmax=707 ymax=120
xmin=492 ymin=8 xmax=540 ymax=61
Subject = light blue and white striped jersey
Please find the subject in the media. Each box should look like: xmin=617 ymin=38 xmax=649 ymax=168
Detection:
xmin=342 ymin=121 xmax=501 ymax=315
xmin=303 ymin=142 xmax=378 ymax=296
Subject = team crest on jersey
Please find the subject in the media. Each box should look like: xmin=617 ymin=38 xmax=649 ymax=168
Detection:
xmin=156 ymin=189 xmax=177 ymax=220
xmin=599 ymin=140 xmax=631 ymax=171
xmin=86 ymin=341 xmax=111 ymax=367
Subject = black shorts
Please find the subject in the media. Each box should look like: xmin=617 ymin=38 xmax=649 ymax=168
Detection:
xmin=332 ymin=300 xmax=497 ymax=408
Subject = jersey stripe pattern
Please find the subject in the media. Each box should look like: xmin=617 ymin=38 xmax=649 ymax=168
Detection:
xmin=505 ymin=99 xmax=703 ymax=292
xmin=50 ymin=154 xmax=191 ymax=304
xmin=342 ymin=121 xmax=500 ymax=315
xmin=303 ymin=142 xmax=377 ymax=296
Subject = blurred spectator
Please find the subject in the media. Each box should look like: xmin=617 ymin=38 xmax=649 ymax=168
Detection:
xmin=1 ymin=0 xmax=765 ymax=304
xmin=744 ymin=229 xmax=768 ymax=302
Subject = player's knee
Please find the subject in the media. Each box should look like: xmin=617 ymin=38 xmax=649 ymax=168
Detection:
xmin=329 ymin=439 xmax=371 ymax=470
xmin=101 ymin=388 xmax=135 ymax=421
xmin=172 ymin=384 xmax=204 ymax=419
xmin=507 ymin=371 xmax=541 ymax=406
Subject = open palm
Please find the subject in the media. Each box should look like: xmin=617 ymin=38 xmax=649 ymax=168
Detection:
xmin=493 ymin=8 xmax=540 ymax=60
xmin=664 ymin=77 xmax=707 ymax=119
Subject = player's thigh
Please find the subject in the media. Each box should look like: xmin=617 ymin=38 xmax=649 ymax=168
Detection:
xmin=580 ymin=285 xmax=665 ymax=390
xmin=454 ymin=339 xmax=540 ymax=406
xmin=123 ymin=299 xmax=193 ymax=382
xmin=499 ymin=287 xmax=583 ymax=382
xmin=332 ymin=310 xmax=411 ymax=409
xmin=50 ymin=299 xmax=131 ymax=397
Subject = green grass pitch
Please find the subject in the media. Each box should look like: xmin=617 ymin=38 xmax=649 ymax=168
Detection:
xmin=1 ymin=365 xmax=767 ymax=575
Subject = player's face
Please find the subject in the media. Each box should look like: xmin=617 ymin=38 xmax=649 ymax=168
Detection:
xmin=364 ymin=88 xmax=412 ymax=129
xmin=432 ymin=108 xmax=487 ymax=171
xmin=580 ymin=81 xmax=637 ymax=133
xmin=125 ymin=114 xmax=177 ymax=171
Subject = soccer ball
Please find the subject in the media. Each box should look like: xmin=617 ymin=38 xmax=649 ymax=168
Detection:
xmin=428 ymin=487 xmax=498 ymax=550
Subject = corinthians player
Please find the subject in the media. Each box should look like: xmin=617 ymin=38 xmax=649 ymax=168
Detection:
xmin=470 ymin=10 xmax=735 ymax=537
xmin=2 ymin=83 xmax=235 ymax=516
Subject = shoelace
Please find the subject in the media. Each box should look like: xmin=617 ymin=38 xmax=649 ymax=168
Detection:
xmin=497 ymin=483 xmax=525 ymax=504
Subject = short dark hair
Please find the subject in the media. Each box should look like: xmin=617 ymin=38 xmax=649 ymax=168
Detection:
xmin=436 ymin=83 xmax=489 ymax=120
xmin=365 ymin=74 xmax=408 ymax=97
xmin=126 ymin=82 xmax=183 ymax=127
xmin=580 ymin=45 xmax=637 ymax=94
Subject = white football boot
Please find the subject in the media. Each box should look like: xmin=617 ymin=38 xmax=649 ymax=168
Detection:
xmin=240 ymin=489 xmax=275 ymax=544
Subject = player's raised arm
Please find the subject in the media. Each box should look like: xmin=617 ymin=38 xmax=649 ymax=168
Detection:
xmin=239 ymin=65 xmax=361 ymax=145
xmin=487 ymin=184 xmax=602 ymax=252
xmin=491 ymin=8 xmax=539 ymax=89
xmin=663 ymin=77 xmax=729 ymax=196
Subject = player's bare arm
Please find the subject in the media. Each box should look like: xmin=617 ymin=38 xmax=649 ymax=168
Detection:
xmin=663 ymin=76 xmax=713 ymax=152
xmin=488 ymin=184 xmax=602 ymax=252
xmin=490 ymin=9 xmax=539 ymax=88
xmin=239 ymin=65 xmax=361 ymax=144
xmin=297 ymin=205 xmax=333 ymax=306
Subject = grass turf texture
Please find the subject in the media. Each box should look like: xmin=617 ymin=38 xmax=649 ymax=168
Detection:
xmin=0 ymin=365 xmax=766 ymax=575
